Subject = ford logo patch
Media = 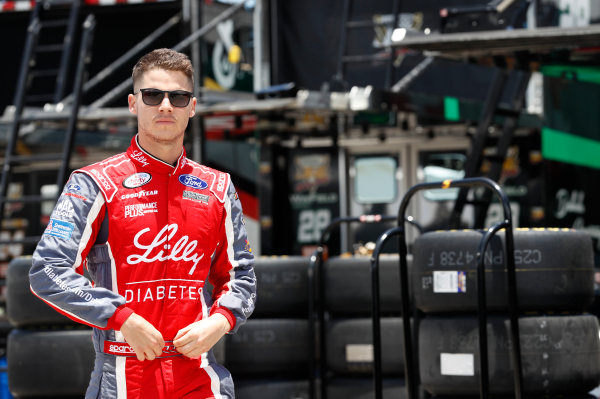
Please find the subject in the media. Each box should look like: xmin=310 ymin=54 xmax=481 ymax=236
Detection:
xmin=123 ymin=172 xmax=152 ymax=189
xmin=179 ymin=174 xmax=208 ymax=190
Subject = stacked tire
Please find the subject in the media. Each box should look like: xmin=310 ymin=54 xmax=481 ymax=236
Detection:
xmin=323 ymin=255 xmax=407 ymax=398
xmin=229 ymin=256 xmax=312 ymax=399
xmin=411 ymin=228 xmax=600 ymax=398
xmin=5 ymin=256 xmax=94 ymax=398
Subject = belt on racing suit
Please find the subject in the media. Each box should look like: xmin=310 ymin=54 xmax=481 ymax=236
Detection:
xmin=103 ymin=340 xmax=182 ymax=358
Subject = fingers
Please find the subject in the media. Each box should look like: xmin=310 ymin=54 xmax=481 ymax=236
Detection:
xmin=173 ymin=325 xmax=191 ymax=343
xmin=120 ymin=313 xmax=164 ymax=361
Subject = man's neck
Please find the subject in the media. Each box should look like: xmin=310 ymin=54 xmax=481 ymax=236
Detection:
xmin=137 ymin=135 xmax=182 ymax=166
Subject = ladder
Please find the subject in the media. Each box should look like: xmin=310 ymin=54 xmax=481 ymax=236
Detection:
xmin=0 ymin=0 xmax=96 ymax=245
xmin=450 ymin=66 xmax=531 ymax=229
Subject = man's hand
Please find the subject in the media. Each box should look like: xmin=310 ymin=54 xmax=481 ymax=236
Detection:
xmin=173 ymin=314 xmax=230 ymax=359
xmin=119 ymin=312 xmax=164 ymax=361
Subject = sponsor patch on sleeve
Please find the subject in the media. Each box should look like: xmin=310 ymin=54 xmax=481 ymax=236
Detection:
xmin=44 ymin=219 xmax=75 ymax=240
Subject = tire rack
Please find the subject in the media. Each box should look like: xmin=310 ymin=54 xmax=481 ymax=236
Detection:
xmin=308 ymin=214 xmax=422 ymax=399
xmin=370 ymin=176 xmax=523 ymax=399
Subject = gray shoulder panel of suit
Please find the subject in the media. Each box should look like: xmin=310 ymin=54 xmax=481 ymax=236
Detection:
xmin=30 ymin=172 xmax=125 ymax=329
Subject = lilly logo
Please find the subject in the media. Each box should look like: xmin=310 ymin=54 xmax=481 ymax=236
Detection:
xmin=123 ymin=172 xmax=152 ymax=189
xmin=178 ymin=174 xmax=207 ymax=190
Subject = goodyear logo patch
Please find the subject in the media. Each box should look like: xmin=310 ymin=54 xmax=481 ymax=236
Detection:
xmin=44 ymin=219 xmax=75 ymax=240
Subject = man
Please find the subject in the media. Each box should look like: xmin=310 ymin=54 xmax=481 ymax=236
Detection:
xmin=29 ymin=48 xmax=256 ymax=398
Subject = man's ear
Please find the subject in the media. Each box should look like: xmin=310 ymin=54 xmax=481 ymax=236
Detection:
xmin=189 ymin=97 xmax=197 ymax=118
xmin=128 ymin=93 xmax=137 ymax=115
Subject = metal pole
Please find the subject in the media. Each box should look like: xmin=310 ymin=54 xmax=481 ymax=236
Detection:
xmin=188 ymin=0 xmax=203 ymax=162
xmin=370 ymin=226 xmax=404 ymax=399
xmin=57 ymin=14 xmax=96 ymax=188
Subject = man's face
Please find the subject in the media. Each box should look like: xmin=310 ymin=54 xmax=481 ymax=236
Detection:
xmin=128 ymin=68 xmax=197 ymax=146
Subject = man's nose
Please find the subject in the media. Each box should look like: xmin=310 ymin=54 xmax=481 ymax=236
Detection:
xmin=158 ymin=95 xmax=173 ymax=111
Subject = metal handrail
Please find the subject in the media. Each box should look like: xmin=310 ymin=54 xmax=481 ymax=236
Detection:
xmin=370 ymin=176 xmax=522 ymax=399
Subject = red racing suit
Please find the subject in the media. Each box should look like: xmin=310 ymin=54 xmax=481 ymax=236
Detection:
xmin=30 ymin=135 xmax=256 ymax=398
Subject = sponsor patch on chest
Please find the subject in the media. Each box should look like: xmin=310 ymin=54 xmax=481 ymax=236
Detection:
xmin=123 ymin=172 xmax=152 ymax=189
xmin=178 ymin=174 xmax=208 ymax=190
xmin=124 ymin=202 xmax=158 ymax=218
xmin=183 ymin=190 xmax=209 ymax=204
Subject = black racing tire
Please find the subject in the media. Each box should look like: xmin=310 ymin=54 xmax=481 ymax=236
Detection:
xmin=252 ymin=256 xmax=309 ymax=317
xmin=225 ymin=319 xmax=309 ymax=377
xmin=7 ymin=328 xmax=95 ymax=397
xmin=325 ymin=255 xmax=411 ymax=316
xmin=418 ymin=315 xmax=600 ymax=396
xmin=412 ymin=229 xmax=594 ymax=313
xmin=327 ymin=377 xmax=405 ymax=399
xmin=235 ymin=379 xmax=309 ymax=399
xmin=6 ymin=256 xmax=75 ymax=327
xmin=326 ymin=317 xmax=404 ymax=375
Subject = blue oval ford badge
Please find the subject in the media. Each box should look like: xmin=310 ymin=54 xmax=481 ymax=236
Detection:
xmin=178 ymin=174 xmax=208 ymax=190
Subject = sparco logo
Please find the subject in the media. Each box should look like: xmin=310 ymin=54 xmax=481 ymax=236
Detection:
xmin=127 ymin=224 xmax=204 ymax=275
xmin=123 ymin=172 xmax=152 ymax=189
xmin=91 ymin=169 xmax=111 ymax=190
xmin=178 ymin=174 xmax=208 ymax=190
xmin=131 ymin=150 xmax=150 ymax=166
xmin=217 ymin=173 xmax=227 ymax=192
xmin=110 ymin=344 xmax=135 ymax=354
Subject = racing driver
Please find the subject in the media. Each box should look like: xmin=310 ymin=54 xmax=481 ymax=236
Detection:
xmin=29 ymin=48 xmax=256 ymax=398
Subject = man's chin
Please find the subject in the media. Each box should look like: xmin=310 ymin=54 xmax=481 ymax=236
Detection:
xmin=148 ymin=132 xmax=183 ymax=145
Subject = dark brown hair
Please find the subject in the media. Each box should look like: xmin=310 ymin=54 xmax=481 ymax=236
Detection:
xmin=132 ymin=48 xmax=194 ymax=91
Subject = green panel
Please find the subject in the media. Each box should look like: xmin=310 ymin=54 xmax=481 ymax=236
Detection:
xmin=543 ymin=76 xmax=600 ymax=141
xmin=541 ymin=65 xmax=600 ymax=85
xmin=444 ymin=96 xmax=460 ymax=121
xmin=542 ymin=127 xmax=600 ymax=170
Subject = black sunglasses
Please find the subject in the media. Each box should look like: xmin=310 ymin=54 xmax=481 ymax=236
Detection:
xmin=136 ymin=88 xmax=193 ymax=108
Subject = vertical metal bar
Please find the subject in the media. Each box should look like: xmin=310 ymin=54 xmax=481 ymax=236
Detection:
xmin=253 ymin=0 xmax=270 ymax=91
xmin=335 ymin=0 xmax=352 ymax=83
xmin=317 ymin=234 xmax=330 ymax=399
xmin=0 ymin=6 xmax=42 ymax=219
xmin=503 ymin=216 xmax=522 ymax=398
xmin=188 ymin=0 xmax=203 ymax=162
xmin=307 ymin=250 xmax=318 ymax=399
xmin=54 ymin=0 xmax=80 ymax=103
xmin=269 ymin=0 xmax=279 ymax=84
xmin=56 ymin=14 xmax=95 ymax=188
xmin=398 ymin=222 xmax=418 ymax=399
xmin=370 ymin=226 xmax=404 ymax=399
xmin=385 ymin=0 xmax=401 ymax=88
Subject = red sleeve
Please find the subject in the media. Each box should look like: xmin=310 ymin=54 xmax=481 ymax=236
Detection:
xmin=106 ymin=306 xmax=134 ymax=331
